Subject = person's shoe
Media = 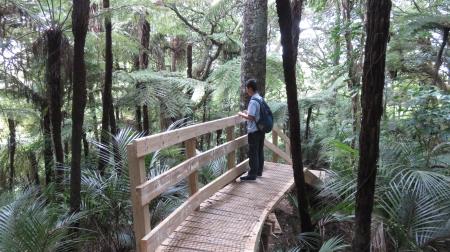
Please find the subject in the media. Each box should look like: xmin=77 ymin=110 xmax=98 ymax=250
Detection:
xmin=257 ymin=173 xmax=263 ymax=177
xmin=240 ymin=175 xmax=256 ymax=181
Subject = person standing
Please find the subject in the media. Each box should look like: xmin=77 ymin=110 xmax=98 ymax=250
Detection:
xmin=238 ymin=79 xmax=265 ymax=180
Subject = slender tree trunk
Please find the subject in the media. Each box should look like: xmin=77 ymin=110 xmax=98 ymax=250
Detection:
xmin=332 ymin=1 xmax=341 ymax=66
xmin=187 ymin=43 xmax=193 ymax=78
xmin=46 ymin=28 xmax=64 ymax=187
xmin=82 ymin=132 xmax=89 ymax=158
xmin=276 ymin=0 xmax=313 ymax=233
xmin=186 ymin=43 xmax=195 ymax=98
xmin=343 ymin=0 xmax=359 ymax=149
xmin=109 ymin=101 xmax=117 ymax=134
xmin=142 ymin=105 xmax=149 ymax=134
xmin=240 ymin=0 xmax=268 ymax=161
xmin=305 ymin=106 xmax=313 ymax=141
xmin=139 ymin=15 xmax=150 ymax=135
xmin=28 ymin=151 xmax=40 ymax=186
xmin=98 ymin=0 xmax=114 ymax=173
xmin=8 ymin=117 xmax=16 ymax=190
xmin=433 ymin=28 xmax=449 ymax=89
xmin=71 ymin=0 xmax=90 ymax=215
xmin=88 ymin=90 xmax=99 ymax=141
xmin=64 ymin=139 xmax=69 ymax=159
xmin=42 ymin=106 xmax=54 ymax=185
xmin=352 ymin=0 xmax=391 ymax=251
xmin=136 ymin=103 xmax=143 ymax=131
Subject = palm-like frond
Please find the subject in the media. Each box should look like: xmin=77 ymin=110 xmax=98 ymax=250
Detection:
xmin=318 ymin=236 xmax=349 ymax=252
xmin=379 ymin=182 xmax=450 ymax=249
xmin=91 ymin=127 xmax=145 ymax=173
xmin=0 ymin=188 xmax=88 ymax=252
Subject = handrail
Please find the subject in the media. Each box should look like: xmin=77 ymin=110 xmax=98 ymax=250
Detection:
xmin=136 ymin=135 xmax=248 ymax=206
xmin=132 ymin=115 xmax=244 ymax=158
xmin=127 ymin=116 xmax=292 ymax=252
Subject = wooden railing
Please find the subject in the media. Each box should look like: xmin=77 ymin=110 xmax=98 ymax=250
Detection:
xmin=126 ymin=115 xmax=292 ymax=252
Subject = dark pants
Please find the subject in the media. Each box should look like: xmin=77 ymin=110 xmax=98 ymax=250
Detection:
xmin=248 ymin=131 xmax=264 ymax=176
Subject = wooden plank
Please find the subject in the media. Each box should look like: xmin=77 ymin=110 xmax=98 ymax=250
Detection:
xmin=133 ymin=115 xmax=244 ymax=158
xmin=127 ymin=143 xmax=151 ymax=252
xmin=137 ymin=135 xmax=247 ymax=206
xmin=242 ymin=176 xmax=296 ymax=251
xmin=264 ymin=139 xmax=292 ymax=164
xmin=185 ymin=138 xmax=198 ymax=196
xmin=226 ymin=126 xmax=235 ymax=170
xmin=141 ymin=160 xmax=250 ymax=252
xmin=272 ymin=130 xmax=279 ymax=162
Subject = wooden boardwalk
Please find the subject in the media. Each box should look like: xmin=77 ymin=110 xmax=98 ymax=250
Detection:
xmin=127 ymin=115 xmax=324 ymax=252
xmin=157 ymin=162 xmax=321 ymax=252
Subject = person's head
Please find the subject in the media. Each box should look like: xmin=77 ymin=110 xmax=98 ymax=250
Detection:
xmin=246 ymin=79 xmax=258 ymax=96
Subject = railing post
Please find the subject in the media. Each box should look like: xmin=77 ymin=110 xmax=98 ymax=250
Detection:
xmin=185 ymin=138 xmax=198 ymax=195
xmin=272 ymin=130 xmax=278 ymax=162
xmin=127 ymin=143 xmax=151 ymax=252
xmin=226 ymin=126 xmax=236 ymax=170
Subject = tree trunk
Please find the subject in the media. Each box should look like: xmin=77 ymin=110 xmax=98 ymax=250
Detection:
xmin=139 ymin=15 xmax=151 ymax=135
xmin=170 ymin=36 xmax=185 ymax=72
xmin=28 ymin=151 xmax=40 ymax=186
xmin=332 ymin=1 xmax=341 ymax=66
xmin=46 ymin=28 xmax=64 ymax=187
xmin=276 ymin=0 xmax=313 ymax=233
xmin=88 ymin=89 xmax=99 ymax=141
xmin=305 ymin=106 xmax=313 ymax=141
xmin=240 ymin=0 xmax=267 ymax=99
xmin=343 ymin=0 xmax=360 ymax=149
xmin=70 ymin=0 xmax=90 ymax=215
xmin=42 ymin=106 xmax=54 ymax=185
xmin=8 ymin=117 xmax=16 ymax=190
xmin=142 ymin=105 xmax=149 ymax=134
xmin=98 ymin=0 xmax=114 ymax=173
xmin=187 ymin=43 xmax=193 ymax=78
xmin=240 ymin=0 xmax=268 ymax=161
xmin=82 ymin=132 xmax=89 ymax=158
xmin=64 ymin=139 xmax=70 ymax=159
xmin=433 ymin=28 xmax=449 ymax=90
xmin=136 ymin=104 xmax=143 ymax=131
xmin=109 ymin=101 xmax=117 ymax=134
xmin=352 ymin=0 xmax=391 ymax=251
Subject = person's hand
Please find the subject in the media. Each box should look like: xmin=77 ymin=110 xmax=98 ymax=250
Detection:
xmin=238 ymin=111 xmax=245 ymax=117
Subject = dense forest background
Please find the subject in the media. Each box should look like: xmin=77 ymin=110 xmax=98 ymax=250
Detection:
xmin=0 ymin=0 xmax=449 ymax=251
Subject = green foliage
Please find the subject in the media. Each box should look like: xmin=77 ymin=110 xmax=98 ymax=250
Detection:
xmin=115 ymin=70 xmax=197 ymax=118
xmin=0 ymin=188 xmax=88 ymax=252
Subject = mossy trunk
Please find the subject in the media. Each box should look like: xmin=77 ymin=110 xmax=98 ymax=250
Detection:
xmin=46 ymin=28 xmax=64 ymax=188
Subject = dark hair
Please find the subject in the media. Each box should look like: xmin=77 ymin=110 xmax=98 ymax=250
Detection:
xmin=246 ymin=79 xmax=258 ymax=91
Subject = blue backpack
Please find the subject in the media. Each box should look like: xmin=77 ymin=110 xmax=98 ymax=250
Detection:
xmin=251 ymin=97 xmax=273 ymax=133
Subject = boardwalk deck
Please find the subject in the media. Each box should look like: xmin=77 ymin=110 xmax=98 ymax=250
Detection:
xmin=156 ymin=162 xmax=322 ymax=252
xmin=127 ymin=115 xmax=325 ymax=251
